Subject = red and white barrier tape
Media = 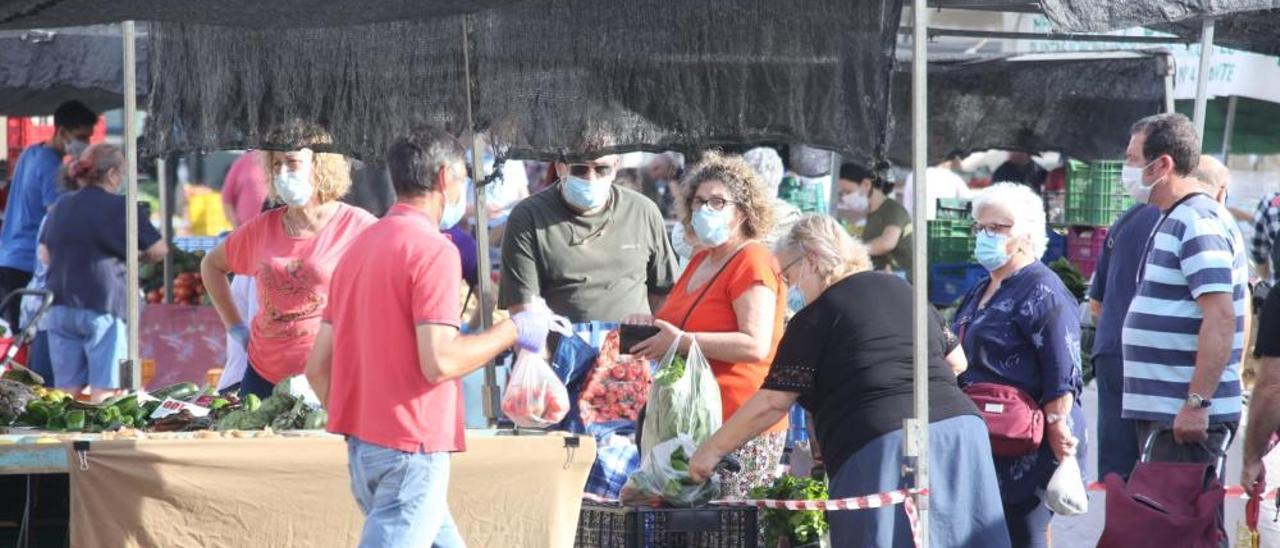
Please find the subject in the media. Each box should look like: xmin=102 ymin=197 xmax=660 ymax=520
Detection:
xmin=708 ymin=488 xmax=926 ymax=511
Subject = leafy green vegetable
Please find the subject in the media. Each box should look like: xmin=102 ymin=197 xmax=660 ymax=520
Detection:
xmin=653 ymin=354 xmax=686 ymax=387
xmin=626 ymin=435 xmax=720 ymax=507
xmin=749 ymin=475 xmax=829 ymax=546
xmin=641 ymin=348 xmax=721 ymax=457
xmin=1048 ymin=258 xmax=1087 ymax=301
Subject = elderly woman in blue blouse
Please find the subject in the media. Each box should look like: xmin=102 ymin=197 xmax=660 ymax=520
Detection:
xmin=952 ymin=183 xmax=1086 ymax=548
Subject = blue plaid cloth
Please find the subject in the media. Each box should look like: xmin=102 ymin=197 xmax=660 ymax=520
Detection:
xmin=584 ymin=422 xmax=641 ymax=499
xmin=1252 ymin=192 xmax=1280 ymax=281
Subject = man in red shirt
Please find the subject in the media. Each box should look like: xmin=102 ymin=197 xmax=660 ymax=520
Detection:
xmin=305 ymin=128 xmax=556 ymax=547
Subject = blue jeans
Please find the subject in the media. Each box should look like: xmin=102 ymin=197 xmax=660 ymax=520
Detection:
xmin=346 ymin=437 xmax=465 ymax=548
xmin=1095 ymin=354 xmax=1138 ymax=479
xmin=45 ymin=306 xmax=125 ymax=389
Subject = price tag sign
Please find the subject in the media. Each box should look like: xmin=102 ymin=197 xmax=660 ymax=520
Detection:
xmin=150 ymin=398 xmax=210 ymax=419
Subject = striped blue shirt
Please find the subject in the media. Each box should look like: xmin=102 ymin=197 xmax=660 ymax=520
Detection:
xmin=1122 ymin=193 xmax=1246 ymax=423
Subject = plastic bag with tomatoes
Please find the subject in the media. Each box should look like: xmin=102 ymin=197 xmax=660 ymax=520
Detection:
xmin=501 ymin=350 xmax=571 ymax=429
xmin=578 ymin=330 xmax=653 ymax=426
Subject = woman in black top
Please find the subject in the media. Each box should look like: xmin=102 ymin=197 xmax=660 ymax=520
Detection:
xmin=688 ymin=215 xmax=1009 ymax=547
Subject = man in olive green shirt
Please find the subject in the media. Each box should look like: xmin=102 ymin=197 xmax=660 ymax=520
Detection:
xmin=499 ymin=153 xmax=677 ymax=323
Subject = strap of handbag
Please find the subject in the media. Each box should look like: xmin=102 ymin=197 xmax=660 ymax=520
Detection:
xmin=679 ymin=246 xmax=747 ymax=329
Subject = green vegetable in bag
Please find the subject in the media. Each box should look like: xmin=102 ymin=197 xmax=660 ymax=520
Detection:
xmin=640 ymin=338 xmax=722 ymax=457
xmin=625 ymin=435 xmax=720 ymax=507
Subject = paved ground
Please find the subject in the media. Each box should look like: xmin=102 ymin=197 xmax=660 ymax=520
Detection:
xmin=1051 ymin=383 xmax=1271 ymax=547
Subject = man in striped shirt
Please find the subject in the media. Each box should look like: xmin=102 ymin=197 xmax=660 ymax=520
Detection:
xmin=1122 ymin=114 xmax=1246 ymax=470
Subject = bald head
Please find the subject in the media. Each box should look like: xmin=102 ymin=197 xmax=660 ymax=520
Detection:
xmin=1192 ymin=154 xmax=1230 ymax=203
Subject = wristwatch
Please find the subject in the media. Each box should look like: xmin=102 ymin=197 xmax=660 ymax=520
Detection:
xmin=1185 ymin=393 xmax=1212 ymax=409
xmin=1045 ymin=413 xmax=1067 ymax=425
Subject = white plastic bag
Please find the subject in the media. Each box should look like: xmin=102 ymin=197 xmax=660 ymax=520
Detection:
xmin=501 ymin=350 xmax=571 ymax=428
xmin=625 ymin=434 xmax=720 ymax=507
xmin=1045 ymin=455 xmax=1088 ymax=516
xmin=641 ymin=336 xmax=722 ymax=457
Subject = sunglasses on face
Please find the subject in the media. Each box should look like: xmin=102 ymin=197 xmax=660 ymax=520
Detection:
xmin=568 ymin=164 xmax=615 ymax=178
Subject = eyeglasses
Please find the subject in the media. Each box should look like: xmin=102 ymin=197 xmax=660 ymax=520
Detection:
xmin=970 ymin=222 xmax=1014 ymax=237
xmin=780 ymin=256 xmax=804 ymax=284
xmin=692 ymin=197 xmax=737 ymax=211
xmin=568 ymin=164 xmax=615 ymax=178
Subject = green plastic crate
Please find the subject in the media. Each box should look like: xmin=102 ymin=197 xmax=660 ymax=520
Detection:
xmin=935 ymin=198 xmax=973 ymax=219
xmin=927 ymin=219 xmax=975 ymax=264
xmin=1065 ymin=160 xmax=1134 ymax=227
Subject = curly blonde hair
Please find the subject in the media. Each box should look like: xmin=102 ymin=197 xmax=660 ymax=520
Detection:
xmin=775 ymin=214 xmax=872 ymax=288
xmin=680 ymin=152 xmax=775 ymax=240
xmin=261 ymin=124 xmax=351 ymax=204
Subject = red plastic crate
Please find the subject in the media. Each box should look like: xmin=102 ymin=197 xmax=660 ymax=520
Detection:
xmin=6 ymin=116 xmax=107 ymax=178
xmin=1067 ymin=226 xmax=1108 ymax=279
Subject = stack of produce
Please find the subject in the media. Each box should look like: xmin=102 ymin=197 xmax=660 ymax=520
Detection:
xmin=142 ymin=249 xmax=210 ymax=305
xmin=214 ymin=378 xmax=327 ymax=432
xmin=1 ymin=374 xmax=326 ymax=434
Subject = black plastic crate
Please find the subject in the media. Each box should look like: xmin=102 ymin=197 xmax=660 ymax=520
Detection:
xmin=576 ymin=503 xmax=759 ymax=548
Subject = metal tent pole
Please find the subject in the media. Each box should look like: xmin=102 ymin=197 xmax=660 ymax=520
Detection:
xmin=908 ymin=1 xmax=930 ymax=544
xmin=158 ymin=157 xmax=172 ymax=303
xmin=829 ymin=153 xmax=841 ymax=215
xmin=122 ymin=20 xmax=141 ymax=389
xmin=1193 ymin=18 xmax=1215 ymax=141
xmin=1221 ymin=95 xmax=1238 ymax=160
xmin=461 ymin=14 xmax=499 ymax=426
xmin=1161 ymin=54 xmax=1176 ymax=114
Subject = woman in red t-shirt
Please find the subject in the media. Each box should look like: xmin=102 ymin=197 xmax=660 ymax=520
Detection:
xmin=626 ymin=153 xmax=786 ymax=498
xmin=202 ymin=126 xmax=376 ymax=399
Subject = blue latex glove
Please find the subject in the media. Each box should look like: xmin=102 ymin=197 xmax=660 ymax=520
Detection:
xmin=228 ymin=323 xmax=250 ymax=349
xmin=511 ymin=306 xmax=562 ymax=353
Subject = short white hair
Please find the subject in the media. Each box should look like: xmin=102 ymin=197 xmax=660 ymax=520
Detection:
xmin=742 ymin=147 xmax=784 ymax=196
xmin=972 ymin=182 xmax=1048 ymax=259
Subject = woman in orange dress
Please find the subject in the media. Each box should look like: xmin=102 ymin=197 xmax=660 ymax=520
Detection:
xmin=626 ymin=153 xmax=786 ymax=497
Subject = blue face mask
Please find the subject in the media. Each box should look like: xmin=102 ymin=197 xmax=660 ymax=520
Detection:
xmin=439 ymin=182 xmax=467 ymax=230
xmin=274 ymin=170 xmax=314 ymax=207
xmin=562 ymin=175 xmax=612 ymax=211
xmin=974 ymin=231 xmax=1012 ymax=271
xmin=692 ymin=205 xmax=735 ymax=246
xmin=787 ymin=285 xmax=807 ymax=312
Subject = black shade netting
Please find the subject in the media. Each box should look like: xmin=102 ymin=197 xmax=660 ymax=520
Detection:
xmin=1041 ymin=0 xmax=1280 ymax=33
xmin=0 ymin=26 xmax=149 ymax=116
xmin=1156 ymin=8 xmax=1280 ymax=57
xmin=0 ymin=0 xmax=526 ymax=30
xmin=144 ymin=0 xmax=902 ymax=165
xmin=885 ymin=52 xmax=1167 ymax=164
xmin=145 ymin=20 xmax=469 ymax=160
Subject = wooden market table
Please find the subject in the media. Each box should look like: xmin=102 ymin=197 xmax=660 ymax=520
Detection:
xmin=0 ymin=429 xmax=595 ymax=548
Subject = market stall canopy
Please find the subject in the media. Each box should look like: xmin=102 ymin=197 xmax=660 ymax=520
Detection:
xmin=0 ymin=0 xmax=527 ymax=29
xmin=142 ymin=0 xmax=902 ymax=164
xmin=1156 ymin=9 xmax=1280 ymax=57
xmin=885 ymin=51 xmax=1167 ymax=164
xmin=0 ymin=26 xmax=149 ymax=116
xmin=1040 ymin=0 xmax=1279 ymax=33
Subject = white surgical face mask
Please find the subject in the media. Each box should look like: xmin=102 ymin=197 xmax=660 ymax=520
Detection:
xmin=1121 ymin=159 xmax=1161 ymax=204
xmin=274 ymin=166 xmax=314 ymax=207
xmin=839 ymin=192 xmax=869 ymax=212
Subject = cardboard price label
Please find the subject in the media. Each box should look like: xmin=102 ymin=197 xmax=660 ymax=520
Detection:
xmin=150 ymin=398 xmax=210 ymax=419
